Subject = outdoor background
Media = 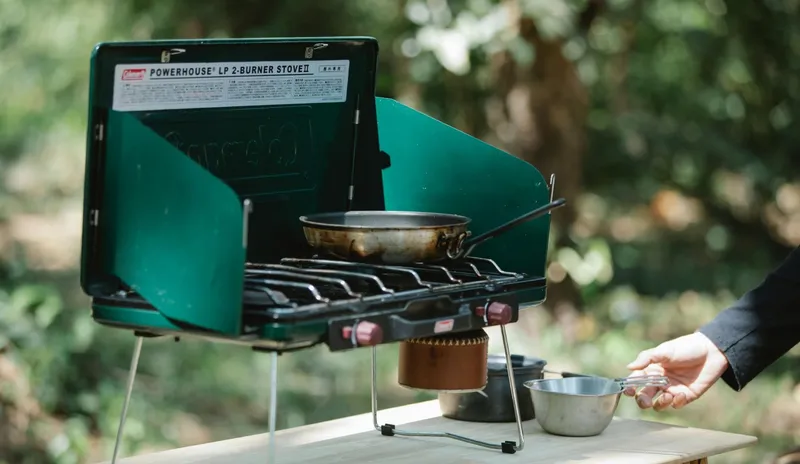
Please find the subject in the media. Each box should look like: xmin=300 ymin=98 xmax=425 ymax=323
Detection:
xmin=1 ymin=0 xmax=799 ymax=463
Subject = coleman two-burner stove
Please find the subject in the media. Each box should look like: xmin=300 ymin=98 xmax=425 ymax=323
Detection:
xmin=80 ymin=37 xmax=564 ymax=463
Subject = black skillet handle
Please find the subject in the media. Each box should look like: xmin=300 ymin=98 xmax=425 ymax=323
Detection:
xmin=458 ymin=198 xmax=567 ymax=257
xmin=560 ymin=371 xmax=590 ymax=378
xmin=543 ymin=369 xmax=591 ymax=378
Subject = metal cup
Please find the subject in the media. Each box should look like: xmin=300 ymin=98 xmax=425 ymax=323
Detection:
xmin=523 ymin=375 xmax=669 ymax=437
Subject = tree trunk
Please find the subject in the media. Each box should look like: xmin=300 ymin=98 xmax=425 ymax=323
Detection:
xmin=494 ymin=6 xmax=590 ymax=330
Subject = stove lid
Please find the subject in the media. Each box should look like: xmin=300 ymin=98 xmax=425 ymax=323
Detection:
xmin=80 ymin=37 xmax=383 ymax=335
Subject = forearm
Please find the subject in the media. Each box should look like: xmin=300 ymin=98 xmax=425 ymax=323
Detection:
xmin=699 ymin=247 xmax=800 ymax=391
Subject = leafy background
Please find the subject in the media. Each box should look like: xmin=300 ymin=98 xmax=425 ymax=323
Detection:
xmin=1 ymin=0 xmax=799 ymax=463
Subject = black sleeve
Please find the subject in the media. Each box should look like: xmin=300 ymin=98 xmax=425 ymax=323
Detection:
xmin=698 ymin=246 xmax=800 ymax=391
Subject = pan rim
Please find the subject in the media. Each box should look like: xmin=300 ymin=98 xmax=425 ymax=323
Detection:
xmin=299 ymin=210 xmax=472 ymax=230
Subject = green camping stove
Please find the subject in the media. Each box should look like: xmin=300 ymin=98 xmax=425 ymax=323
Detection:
xmin=81 ymin=37 xmax=561 ymax=463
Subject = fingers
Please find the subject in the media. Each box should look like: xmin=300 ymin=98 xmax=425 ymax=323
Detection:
xmin=637 ymin=386 xmax=693 ymax=411
xmin=623 ymin=373 xmax=662 ymax=409
xmin=623 ymin=368 xmax=646 ymax=397
xmin=671 ymin=392 xmax=690 ymax=409
xmin=626 ymin=344 xmax=672 ymax=371
xmin=635 ymin=385 xmax=663 ymax=409
xmin=625 ymin=350 xmax=653 ymax=371
xmin=626 ymin=365 xmax=667 ymax=409
xmin=653 ymin=392 xmax=674 ymax=411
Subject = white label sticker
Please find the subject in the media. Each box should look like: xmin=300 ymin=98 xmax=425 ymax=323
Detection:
xmin=433 ymin=319 xmax=455 ymax=334
xmin=111 ymin=60 xmax=350 ymax=112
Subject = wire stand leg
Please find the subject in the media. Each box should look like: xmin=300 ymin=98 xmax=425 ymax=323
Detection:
xmin=268 ymin=351 xmax=278 ymax=464
xmin=370 ymin=335 xmax=523 ymax=454
xmin=111 ymin=335 xmax=143 ymax=464
xmin=500 ymin=324 xmax=525 ymax=451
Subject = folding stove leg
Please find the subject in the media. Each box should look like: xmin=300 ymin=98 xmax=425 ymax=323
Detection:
xmin=268 ymin=351 xmax=278 ymax=464
xmin=111 ymin=335 xmax=144 ymax=464
xmin=370 ymin=326 xmax=526 ymax=454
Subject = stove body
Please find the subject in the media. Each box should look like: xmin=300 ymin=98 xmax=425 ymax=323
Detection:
xmin=82 ymin=37 xmax=553 ymax=352
xmin=81 ymin=37 xmax=556 ymax=460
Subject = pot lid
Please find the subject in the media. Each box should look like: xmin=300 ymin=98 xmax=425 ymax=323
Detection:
xmin=487 ymin=354 xmax=547 ymax=372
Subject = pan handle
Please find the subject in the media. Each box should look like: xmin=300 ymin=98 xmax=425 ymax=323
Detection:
xmin=542 ymin=369 xmax=591 ymax=378
xmin=452 ymin=198 xmax=567 ymax=259
xmin=439 ymin=231 xmax=470 ymax=258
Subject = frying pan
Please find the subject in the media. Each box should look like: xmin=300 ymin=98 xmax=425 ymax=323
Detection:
xmin=299 ymin=198 xmax=566 ymax=264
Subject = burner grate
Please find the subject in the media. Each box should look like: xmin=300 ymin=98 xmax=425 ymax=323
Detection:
xmin=94 ymin=256 xmax=545 ymax=332
xmin=241 ymin=256 xmax=543 ymax=324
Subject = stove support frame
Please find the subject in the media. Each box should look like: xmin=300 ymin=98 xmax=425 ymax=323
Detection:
xmin=370 ymin=323 xmax=526 ymax=454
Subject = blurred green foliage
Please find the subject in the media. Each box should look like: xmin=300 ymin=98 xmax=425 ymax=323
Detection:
xmin=1 ymin=0 xmax=799 ymax=463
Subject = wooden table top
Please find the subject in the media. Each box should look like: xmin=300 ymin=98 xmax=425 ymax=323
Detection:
xmin=109 ymin=400 xmax=757 ymax=464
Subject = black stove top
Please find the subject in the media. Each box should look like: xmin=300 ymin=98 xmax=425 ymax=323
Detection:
xmin=92 ymin=256 xmax=545 ymax=352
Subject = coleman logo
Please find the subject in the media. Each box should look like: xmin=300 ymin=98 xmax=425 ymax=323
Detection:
xmin=121 ymin=68 xmax=146 ymax=80
xmin=433 ymin=319 xmax=455 ymax=334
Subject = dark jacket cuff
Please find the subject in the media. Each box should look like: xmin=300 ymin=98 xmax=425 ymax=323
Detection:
xmin=698 ymin=322 xmax=748 ymax=391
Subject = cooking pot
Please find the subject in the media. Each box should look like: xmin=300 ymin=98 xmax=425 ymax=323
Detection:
xmin=438 ymin=354 xmax=546 ymax=422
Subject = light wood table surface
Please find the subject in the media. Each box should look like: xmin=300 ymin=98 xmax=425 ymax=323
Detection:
xmin=108 ymin=400 xmax=757 ymax=464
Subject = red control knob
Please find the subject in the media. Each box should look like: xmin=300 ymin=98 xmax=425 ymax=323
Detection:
xmin=487 ymin=302 xmax=513 ymax=325
xmin=341 ymin=321 xmax=384 ymax=346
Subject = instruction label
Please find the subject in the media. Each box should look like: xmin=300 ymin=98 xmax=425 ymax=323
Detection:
xmin=112 ymin=60 xmax=350 ymax=112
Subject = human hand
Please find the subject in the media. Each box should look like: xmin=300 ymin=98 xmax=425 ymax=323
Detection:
xmin=623 ymin=332 xmax=729 ymax=411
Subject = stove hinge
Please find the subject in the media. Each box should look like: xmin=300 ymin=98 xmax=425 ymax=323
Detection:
xmin=86 ymin=108 xmax=111 ymax=293
xmin=347 ymin=96 xmax=361 ymax=206
xmin=89 ymin=122 xmax=105 ymax=227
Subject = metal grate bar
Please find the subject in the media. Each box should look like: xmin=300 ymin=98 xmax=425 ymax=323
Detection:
xmin=246 ymin=269 xmax=360 ymax=298
xmin=250 ymin=263 xmax=395 ymax=294
xmin=280 ymin=258 xmax=432 ymax=289
xmin=398 ymin=263 xmax=462 ymax=284
xmin=251 ymin=279 xmax=329 ymax=303
xmin=465 ymin=257 xmax=521 ymax=278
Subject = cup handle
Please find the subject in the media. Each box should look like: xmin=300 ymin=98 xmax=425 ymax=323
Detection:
xmin=617 ymin=375 xmax=669 ymax=388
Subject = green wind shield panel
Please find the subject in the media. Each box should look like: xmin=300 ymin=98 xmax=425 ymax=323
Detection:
xmin=104 ymin=111 xmax=245 ymax=335
xmin=376 ymin=98 xmax=551 ymax=303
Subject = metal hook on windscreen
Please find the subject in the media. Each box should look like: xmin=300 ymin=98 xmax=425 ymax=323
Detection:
xmin=304 ymin=43 xmax=328 ymax=59
xmin=160 ymin=48 xmax=186 ymax=63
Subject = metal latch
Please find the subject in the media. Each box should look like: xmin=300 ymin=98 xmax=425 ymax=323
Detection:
xmin=89 ymin=209 xmax=100 ymax=226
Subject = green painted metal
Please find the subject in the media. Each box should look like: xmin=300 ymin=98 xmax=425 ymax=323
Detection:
xmin=92 ymin=304 xmax=186 ymax=332
xmin=103 ymin=111 xmax=245 ymax=335
xmin=257 ymin=322 xmax=328 ymax=344
xmin=376 ymin=98 xmax=551 ymax=304
xmin=81 ymin=38 xmax=384 ymax=335
xmin=81 ymin=38 xmax=553 ymax=341
xmin=92 ymin=305 xmax=327 ymax=348
xmin=92 ymin=304 xmax=328 ymax=349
